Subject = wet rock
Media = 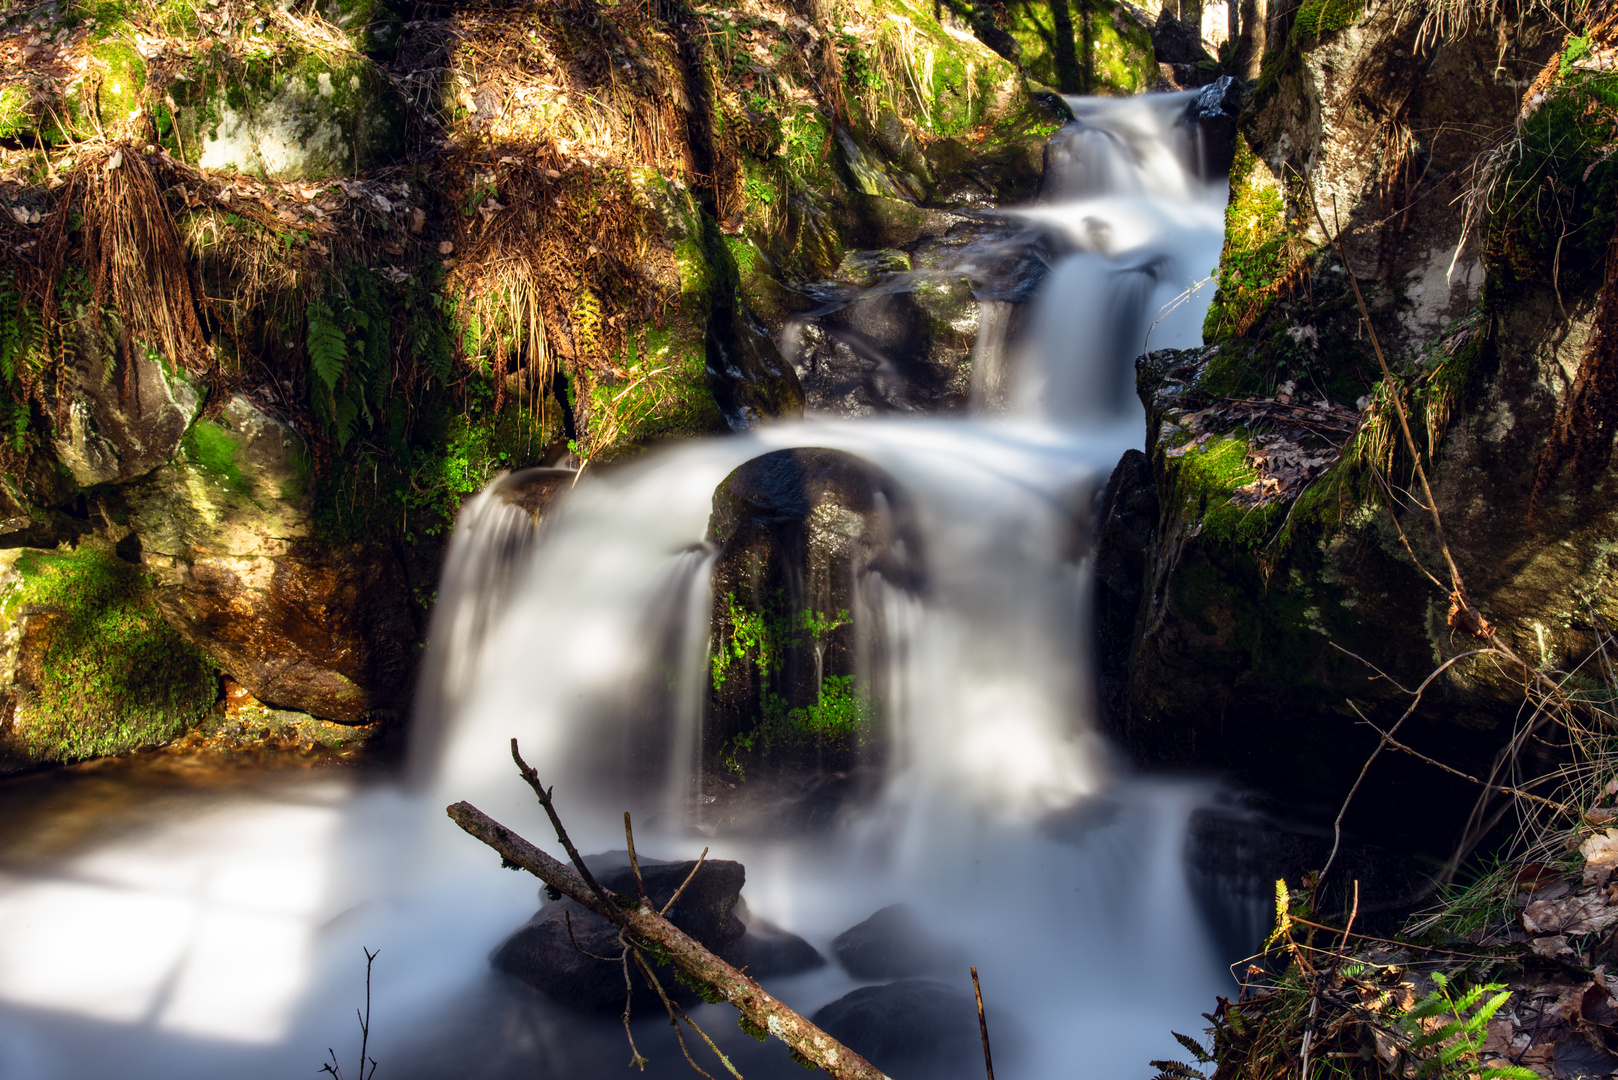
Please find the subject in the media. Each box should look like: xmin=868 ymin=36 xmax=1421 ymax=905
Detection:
xmin=123 ymin=397 xmax=416 ymax=723
xmin=810 ymin=980 xmax=984 ymax=1080
xmin=1185 ymin=75 xmax=1245 ymax=177
xmin=1185 ymin=803 xmax=1433 ymax=961
xmin=705 ymin=448 xmax=924 ymax=780
xmin=51 ymin=314 xmax=202 ymax=487
xmin=832 ymin=904 xmax=965 ymax=980
xmin=492 ymin=858 xmax=821 ymax=1011
xmin=1152 ymin=11 xmax=1221 ymax=90
xmin=706 ymin=302 xmax=806 ymax=431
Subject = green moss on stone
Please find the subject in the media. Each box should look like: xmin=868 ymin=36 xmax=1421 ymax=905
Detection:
xmin=181 ymin=418 xmax=253 ymax=500
xmin=10 ymin=547 xmax=215 ymax=762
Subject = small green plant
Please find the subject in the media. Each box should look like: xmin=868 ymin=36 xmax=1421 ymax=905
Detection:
xmin=1397 ymin=973 xmax=1534 ymax=1080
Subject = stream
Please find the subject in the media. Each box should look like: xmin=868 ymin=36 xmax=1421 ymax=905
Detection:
xmin=0 ymin=90 xmax=1242 ymax=1079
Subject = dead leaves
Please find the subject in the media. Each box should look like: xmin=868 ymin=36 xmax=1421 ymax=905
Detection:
xmin=1522 ymin=889 xmax=1618 ymax=935
xmin=1162 ymin=394 xmax=1363 ymax=510
xmin=1582 ymin=828 xmax=1618 ymax=884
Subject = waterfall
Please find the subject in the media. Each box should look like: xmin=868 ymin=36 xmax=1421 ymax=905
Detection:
xmin=0 ymin=93 xmax=1236 ymax=1080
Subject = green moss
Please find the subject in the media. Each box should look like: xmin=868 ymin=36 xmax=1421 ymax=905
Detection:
xmin=9 ymin=547 xmax=216 ymax=762
xmin=1204 ymin=136 xmax=1294 ymax=346
xmin=584 ymin=327 xmax=725 ymax=459
xmin=1001 ymin=0 xmax=1152 ymax=95
xmin=0 ymin=87 xmax=31 ymax=140
xmin=1289 ymin=0 xmax=1366 ymax=46
xmin=181 ymin=418 xmax=254 ymax=501
xmin=1483 ymin=65 xmax=1618 ymax=287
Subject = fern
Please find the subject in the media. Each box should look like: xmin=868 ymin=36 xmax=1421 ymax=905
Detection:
xmin=307 ymin=301 xmax=348 ymax=395
xmin=1398 ymin=973 xmax=1538 ymax=1080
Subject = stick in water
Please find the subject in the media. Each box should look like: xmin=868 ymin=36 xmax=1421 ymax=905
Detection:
xmin=971 ymin=967 xmax=995 ymax=1080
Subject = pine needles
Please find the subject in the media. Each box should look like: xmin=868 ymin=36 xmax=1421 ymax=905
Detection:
xmin=36 ymin=145 xmax=211 ymax=379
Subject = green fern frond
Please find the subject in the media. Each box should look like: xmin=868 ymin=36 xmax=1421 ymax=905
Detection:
xmin=307 ymin=301 xmax=348 ymax=394
xmin=1172 ymin=1032 xmax=1214 ymax=1063
xmin=1148 ymin=1060 xmax=1207 ymax=1080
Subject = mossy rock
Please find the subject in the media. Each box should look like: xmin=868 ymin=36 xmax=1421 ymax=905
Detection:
xmin=1000 ymin=0 xmax=1156 ymax=95
xmin=162 ymin=48 xmax=406 ymax=180
xmin=0 ymin=544 xmax=216 ymax=770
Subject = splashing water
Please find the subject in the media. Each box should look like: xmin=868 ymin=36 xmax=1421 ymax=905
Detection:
xmin=0 ymin=92 xmax=1237 ymax=1080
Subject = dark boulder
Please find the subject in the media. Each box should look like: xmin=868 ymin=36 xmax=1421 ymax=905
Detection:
xmin=810 ymin=980 xmax=983 ymax=1080
xmin=492 ymin=857 xmax=821 ymax=1011
xmin=703 ymin=448 xmax=924 ymax=793
xmin=706 ymin=302 xmax=806 ymax=431
xmin=1185 ymin=75 xmax=1245 ymax=177
xmin=832 ymin=904 xmax=964 ymax=980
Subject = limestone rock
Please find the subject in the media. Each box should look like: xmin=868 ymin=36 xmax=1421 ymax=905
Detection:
xmin=123 ymin=396 xmax=415 ymax=723
xmin=51 ymin=316 xmax=202 ymax=487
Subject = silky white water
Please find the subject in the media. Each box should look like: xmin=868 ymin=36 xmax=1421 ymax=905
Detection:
xmin=0 ymin=91 xmax=1235 ymax=1079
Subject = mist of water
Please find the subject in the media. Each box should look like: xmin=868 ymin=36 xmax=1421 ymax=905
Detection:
xmin=0 ymin=92 xmax=1235 ymax=1080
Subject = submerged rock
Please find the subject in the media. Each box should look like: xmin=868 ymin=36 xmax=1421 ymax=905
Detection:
xmin=492 ymin=857 xmax=821 ymax=1011
xmin=832 ymin=903 xmax=966 ymax=980
xmin=810 ymin=980 xmax=985 ymax=1080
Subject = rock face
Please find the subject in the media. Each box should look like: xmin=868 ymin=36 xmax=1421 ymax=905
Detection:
xmin=779 ymin=221 xmax=1049 ymax=418
xmin=492 ymin=858 xmax=820 ymax=1011
xmin=810 ymin=980 xmax=985 ymax=1080
xmin=52 ymin=316 xmax=203 ymax=487
xmin=1093 ymin=12 xmax=1586 ymax=856
xmin=123 ymin=396 xmax=416 ymax=723
xmin=831 ymin=903 xmax=965 ymax=980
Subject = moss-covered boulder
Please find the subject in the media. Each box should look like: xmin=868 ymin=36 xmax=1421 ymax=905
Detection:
xmin=162 ymin=50 xmax=406 ymax=180
xmin=0 ymin=544 xmax=216 ymax=771
xmin=121 ymin=396 xmax=417 ymax=723
xmin=993 ymin=0 xmax=1156 ymax=95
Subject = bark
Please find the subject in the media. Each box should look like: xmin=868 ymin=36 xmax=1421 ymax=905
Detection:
xmin=446 ymin=800 xmax=894 ymax=1080
xmin=1235 ymin=0 xmax=1266 ymax=79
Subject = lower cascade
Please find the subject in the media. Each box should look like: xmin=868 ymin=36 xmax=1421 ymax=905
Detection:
xmin=0 ymin=90 xmax=1238 ymax=1079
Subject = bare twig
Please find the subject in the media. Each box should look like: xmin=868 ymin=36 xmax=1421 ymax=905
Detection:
xmin=971 ymin=967 xmax=996 ymax=1080
xmin=618 ymin=937 xmax=651 ymax=1071
xmin=1349 ymin=702 xmax=1576 ymax=814
xmin=1320 ymin=650 xmax=1498 ymax=881
xmin=1337 ymin=881 xmax=1360 ymax=954
xmin=624 ymin=811 xmax=649 ymax=903
xmin=661 ymin=848 xmax=711 ymax=917
xmin=509 ymin=738 xmax=615 ymax=909
xmin=629 ymin=948 xmax=741 ymax=1080
xmin=320 ymin=948 xmax=380 ymax=1080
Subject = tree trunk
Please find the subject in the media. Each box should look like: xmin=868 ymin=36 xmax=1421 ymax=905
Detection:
xmin=1235 ymin=0 xmax=1266 ymax=78
xmin=446 ymin=801 xmax=895 ymax=1080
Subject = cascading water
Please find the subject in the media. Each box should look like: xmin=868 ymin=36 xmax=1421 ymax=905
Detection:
xmin=0 ymin=91 xmax=1236 ymax=1079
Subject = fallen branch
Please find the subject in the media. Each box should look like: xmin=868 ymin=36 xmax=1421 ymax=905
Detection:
xmin=446 ymin=797 xmax=892 ymax=1080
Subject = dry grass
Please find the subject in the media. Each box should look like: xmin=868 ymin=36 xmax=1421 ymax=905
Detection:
xmin=35 ymin=144 xmax=210 ymax=377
